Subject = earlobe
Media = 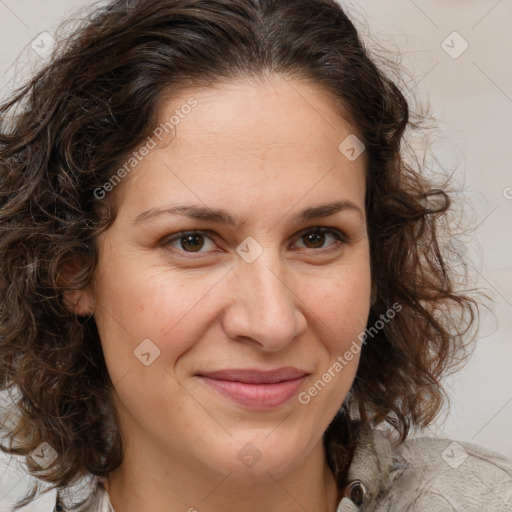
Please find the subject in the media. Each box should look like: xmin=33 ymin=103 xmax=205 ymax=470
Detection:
xmin=59 ymin=252 xmax=96 ymax=317
xmin=63 ymin=288 xmax=96 ymax=317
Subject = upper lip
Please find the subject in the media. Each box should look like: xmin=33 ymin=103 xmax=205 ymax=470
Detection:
xmin=197 ymin=367 xmax=309 ymax=384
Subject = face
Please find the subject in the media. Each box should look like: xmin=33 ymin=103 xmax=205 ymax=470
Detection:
xmin=80 ymin=76 xmax=371 ymax=483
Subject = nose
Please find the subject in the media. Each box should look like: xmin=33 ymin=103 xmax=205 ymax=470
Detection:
xmin=221 ymin=251 xmax=308 ymax=352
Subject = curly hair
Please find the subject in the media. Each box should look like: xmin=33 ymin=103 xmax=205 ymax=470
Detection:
xmin=0 ymin=0 xmax=481 ymax=507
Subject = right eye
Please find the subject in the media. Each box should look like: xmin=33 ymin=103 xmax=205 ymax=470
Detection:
xmin=162 ymin=230 xmax=219 ymax=256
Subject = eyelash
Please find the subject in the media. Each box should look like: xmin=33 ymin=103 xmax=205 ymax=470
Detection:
xmin=161 ymin=227 xmax=348 ymax=258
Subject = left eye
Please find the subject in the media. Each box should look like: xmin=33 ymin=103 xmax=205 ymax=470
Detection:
xmin=163 ymin=227 xmax=346 ymax=255
xmin=293 ymin=227 xmax=347 ymax=250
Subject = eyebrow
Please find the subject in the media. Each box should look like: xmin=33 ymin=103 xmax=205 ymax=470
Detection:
xmin=132 ymin=199 xmax=364 ymax=227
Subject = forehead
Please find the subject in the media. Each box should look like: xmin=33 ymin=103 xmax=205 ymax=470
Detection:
xmin=158 ymin=76 xmax=360 ymax=155
xmin=114 ymin=76 xmax=367 ymax=217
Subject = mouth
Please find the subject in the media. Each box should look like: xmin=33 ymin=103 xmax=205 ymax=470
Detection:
xmin=195 ymin=367 xmax=309 ymax=410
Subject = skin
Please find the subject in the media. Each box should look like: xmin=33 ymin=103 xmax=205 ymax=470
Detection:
xmin=70 ymin=75 xmax=371 ymax=512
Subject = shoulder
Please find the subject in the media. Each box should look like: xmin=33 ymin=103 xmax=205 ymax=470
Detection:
xmin=386 ymin=435 xmax=512 ymax=511
xmin=335 ymin=425 xmax=512 ymax=511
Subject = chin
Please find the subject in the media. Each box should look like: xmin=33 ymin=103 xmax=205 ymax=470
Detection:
xmin=205 ymin=436 xmax=308 ymax=481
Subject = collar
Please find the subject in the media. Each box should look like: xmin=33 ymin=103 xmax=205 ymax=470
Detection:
xmin=333 ymin=423 xmax=408 ymax=511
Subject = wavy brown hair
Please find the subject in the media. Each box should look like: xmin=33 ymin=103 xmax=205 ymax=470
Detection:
xmin=0 ymin=0 xmax=481 ymax=508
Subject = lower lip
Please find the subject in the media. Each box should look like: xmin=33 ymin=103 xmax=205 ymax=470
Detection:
xmin=198 ymin=376 xmax=308 ymax=410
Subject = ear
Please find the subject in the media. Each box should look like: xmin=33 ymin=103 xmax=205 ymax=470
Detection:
xmin=59 ymin=253 xmax=96 ymax=317
xmin=63 ymin=287 xmax=95 ymax=317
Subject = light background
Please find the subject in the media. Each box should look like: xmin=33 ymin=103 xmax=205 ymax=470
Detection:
xmin=0 ymin=0 xmax=511 ymax=510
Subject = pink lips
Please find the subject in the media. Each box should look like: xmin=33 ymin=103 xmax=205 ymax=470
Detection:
xmin=196 ymin=367 xmax=308 ymax=410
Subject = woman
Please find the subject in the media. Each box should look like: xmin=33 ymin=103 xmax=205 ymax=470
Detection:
xmin=0 ymin=0 xmax=511 ymax=511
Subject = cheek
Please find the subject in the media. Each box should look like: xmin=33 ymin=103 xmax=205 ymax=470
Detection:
xmin=93 ymin=253 xmax=222 ymax=365
xmin=308 ymin=263 xmax=372 ymax=353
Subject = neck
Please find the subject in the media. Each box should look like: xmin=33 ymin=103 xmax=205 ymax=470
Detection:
xmin=103 ymin=439 xmax=342 ymax=512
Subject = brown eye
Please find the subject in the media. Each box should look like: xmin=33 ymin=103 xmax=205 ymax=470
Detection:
xmin=295 ymin=228 xmax=346 ymax=250
xmin=164 ymin=231 xmax=216 ymax=254
xmin=302 ymin=231 xmax=326 ymax=248
xmin=180 ymin=234 xmax=203 ymax=252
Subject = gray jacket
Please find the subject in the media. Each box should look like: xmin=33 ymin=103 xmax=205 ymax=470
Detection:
xmin=337 ymin=425 xmax=512 ymax=511
xmin=54 ymin=425 xmax=512 ymax=512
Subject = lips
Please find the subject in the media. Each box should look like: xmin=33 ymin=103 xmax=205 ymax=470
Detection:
xmin=196 ymin=367 xmax=309 ymax=409
xmin=197 ymin=367 xmax=308 ymax=384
